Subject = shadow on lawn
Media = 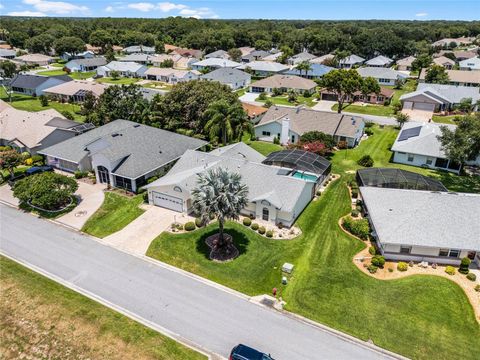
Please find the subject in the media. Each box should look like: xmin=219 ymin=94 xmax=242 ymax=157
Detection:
xmin=195 ymin=227 xmax=250 ymax=261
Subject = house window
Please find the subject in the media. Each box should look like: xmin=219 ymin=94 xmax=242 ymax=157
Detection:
xmin=173 ymin=186 xmax=182 ymax=193
xmin=435 ymin=158 xmax=449 ymax=168
xmin=448 ymin=249 xmax=460 ymax=258
xmin=426 ymin=157 xmax=433 ymax=165
xmin=262 ymin=207 xmax=269 ymax=221
xmin=291 ymin=135 xmax=295 ymax=143
xmin=400 ymin=246 xmax=411 ymax=254
xmin=262 ymin=131 xmax=271 ymax=136
xmin=439 ymin=248 xmax=449 ymax=257
xmin=407 ymin=154 xmax=414 ymax=162
xmin=114 ymin=175 xmax=132 ymax=191
xmin=377 ymin=96 xmax=384 ymax=102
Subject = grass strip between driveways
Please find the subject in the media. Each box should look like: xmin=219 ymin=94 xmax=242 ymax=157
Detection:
xmin=0 ymin=256 xmax=206 ymax=360
xmin=147 ymin=125 xmax=480 ymax=360
xmin=82 ymin=192 xmax=145 ymax=238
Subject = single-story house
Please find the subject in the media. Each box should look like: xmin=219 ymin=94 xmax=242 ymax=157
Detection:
xmin=459 ymin=56 xmax=480 ymax=71
xmin=241 ymin=50 xmax=270 ymax=63
xmin=356 ymin=67 xmax=408 ymax=86
xmin=123 ymin=45 xmax=155 ymax=54
xmin=0 ymin=49 xmax=16 ymax=59
xmin=144 ymin=143 xmax=329 ymax=227
xmin=284 ymin=63 xmax=334 ymax=79
xmin=320 ymin=86 xmax=395 ymax=105
xmin=9 ymin=74 xmax=72 ymax=96
xmin=201 ymin=67 xmax=251 ymax=90
xmin=239 ymin=47 xmax=255 ymax=56
xmin=419 ymin=69 xmax=480 ymax=87
xmin=15 ymin=53 xmax=54 ymax=66
xmin=237 ymin=61 xmax=289 ymax=77
xmin=191 ymin=58 xmax=241 ymax=71
xmin=242 ymin=102 xmax=268 ymax=124
xmin=65 ymin=57 xmax=107 ymax=72
xmin=205 ymin=50 xmax=230 ymax=59
xmin=43 ymin=80 xmax=108 ymax=102
xmin=85 ymin=44 xmax=102 ymax=54
xmin=310 ymin=54 xmax=335 ymax=64
xmin=396 ymin=56 xmax=416 ymax=71
xmin=390 ymin=121 xmax=480 ymax=173
xmin=119 ymin=53 xmax=153 ymax=65
xmin=249 ymin=74 xmax=317 ymax=95
xmin=150 ymin=54 xmax=197 ymax=69
xmin=365 ymin=55 xmax=394 ymax=68
xmin=399 ymin=83 xmax=480 ymax=112
xmin=0 ymin=100 xmax=92 ymax=154
xmin=143 ymin=67 xmax=200 ymax=84
xmin=287 ymin=52 xmax=317 ymax=66
xmin=170 ymin=47 xmax=202 ymax=59
xmin=360 ymin=186 xmax=480 ymax=266
xmin=254 ymin=105 xmax=365 ymax=147
xmin=433 ymin=56 xmax=455 ymax=69
xmin=61 ymin=50 xmax=95 ymax=61
xmin=432 ymin=37 xmax=475 ymax=47
xmin=96 ymin=61 xmax=148 ymax=78
xmin=39 ymin=119 xmax=207 ymax=192
xmin=338 ymin=54 xmax=365 ymax=69
xmin=262 ymin=52 xmax=283 ymax=62
xmin=450 ymin=50 xmax=478 ymax=61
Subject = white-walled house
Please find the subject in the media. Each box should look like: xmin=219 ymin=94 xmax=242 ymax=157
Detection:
xmin=39 ymin=120 xmax=207 ymax=192
xmin=96 ymin=61 xmax=148 ymax=78
xmin=143 ymin=67 xmax=200 ymax=84
xmin=356 ymin=67 xmax=408 ymax=86
xmin=360 ymin=186 xmax=480 ymax=266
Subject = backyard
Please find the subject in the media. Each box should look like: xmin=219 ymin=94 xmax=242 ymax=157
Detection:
xmin=256 ymin=93 xmax=316 ymax=107
xmin=0 ymin=256 xmax=205 ymax=360
xmin=82 ymin=192 xmax=145 ymax=238
xmin=96 ymin=77 xmax=140 ymax=85
xmin=37 ymin=69 xmax=96 ymax=80
xmin=146 ymin=125 xmax=480 ymax=360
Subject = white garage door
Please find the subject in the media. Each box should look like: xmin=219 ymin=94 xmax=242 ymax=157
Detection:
xmin=413 ymin=102 xmax=435 ymax=111
xmin=403 ymin=101 xmax=413 ymax=110
xmin=152 ymin=192 xmax=183 ymax=212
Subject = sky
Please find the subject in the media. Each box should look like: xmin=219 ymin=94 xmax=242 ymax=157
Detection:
xmin=0 ymin=0 xmax=478 ymax=20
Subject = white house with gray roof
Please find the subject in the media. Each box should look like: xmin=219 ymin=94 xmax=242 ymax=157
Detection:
xmin=459 ymin=56 xmax=480 ymax=71
xmin=339 ymin=54 xmax=365 ymax=69
xmin=65 ymin=57 xmax=107 ymax=72
xmin=123 ymin=45 xmax=155 ymax=54
xmin=287 ymin=52 xmax=317 ymax=66
xmin=200 ymin=67 xmax=251 ymax=90
xmin=96 ymin=61 xmax=148 ymax=78
xmin=144 ymin=142 xmax=321 ymax=227
xmin=360 ymin=187 xmax=480 ymax=266
xmin=205 ymin=50 xmax=230 ymax=59
xmin=356 ymin=67 xmax=408 ymax=86
xmin=39 ymin=120 xmax=207 ymax=192
xmin=237 ymin=61 xmax=289 ymax=77
xmin=365 ymin=55 xmax=394 ymax=68
xmin=191 ymin=58 xmax=241 ymax=71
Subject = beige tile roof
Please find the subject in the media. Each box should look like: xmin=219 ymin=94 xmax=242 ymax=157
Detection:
xmin=251 ymin=74 xmax=317 ymax=91
xmin=144 ymin=67 xmax=199 ymax=78
xmin=420 ymin=68 xmax=480 ymax=84
xmin=242 ymin=102 xmax=268 ymax=118
xmin=433 ymin=56 xmax=455 ymax=66
xmin=396 ymin=56 xmax=416 ymax=66
xmin=44 ymin=80 xmax=108 ymax=97
xmin=16 ymin=53 xmax=54 ymax=63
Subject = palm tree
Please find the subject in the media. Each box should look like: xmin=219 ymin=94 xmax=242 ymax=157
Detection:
xmin=296 ymin=61 xmax=312 ymax=78
xmin=192 ymin=168 xmax=248 ymax=254
xmin=204 ymin=100 xmax=246 ymax=145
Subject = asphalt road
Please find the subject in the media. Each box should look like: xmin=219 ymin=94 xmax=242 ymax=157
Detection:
xmin=0 ymin=204 xmax=397 ymax=360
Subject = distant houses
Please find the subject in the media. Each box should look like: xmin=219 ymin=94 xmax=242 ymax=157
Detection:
xmin=65 ymin=57 xmax=107 ymax=72
xmin=43 ymin=80 xmax=108 ymax=102
xmin=249 ymin=75 xmax=317 ymax=95
xmin=287 ymin=51 xmax=317 ymax=66
xmin=123 ymin=45 xmax=155 ymax=54
xmin=459 ymin=56 xmax=480 ymax=71
xmin=191 ymin=58 xmax=242 ymax=71
xmin=339 ymin=55 xmax=365 ymax=69
xmin=396 ymin=56 xmax=416 ymax=72
xmin=433 ymin=56 xmax=455 ymax=69
xmin=365 ymin=55 xmax=394 ymax=68
xmin=9 ymin=74 xmax=72 ymax=96
xmin=96 ymin=61 xmax=148 ymax=78
xmin=237 ymin=61 xmax=289 ymax=77
xmin=15 ymin=53 xmax=54 ymax=66
xmin=356 ymin=67 xmax=408 ymax=86
xmin=419 ymin=69 xmax=480 ymax=87
xmin=144 ymin=68 xmax=200 ymax=84
xmin=285 ymin=63 xmax=334 ymax=79
xmin=201 ymin=67 xmax=251 ymax=90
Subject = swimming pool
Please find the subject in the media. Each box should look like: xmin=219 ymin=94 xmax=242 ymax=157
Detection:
xmin=291 ymin=171 xmax=318 ymax=182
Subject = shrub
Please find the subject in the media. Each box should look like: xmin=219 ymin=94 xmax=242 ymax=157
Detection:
xmin=243 ymin=217 xmax=252 ymax=226
xmin=74 ymin=170 xmax=88 ymax=179
xmin=258 ymin=92 xmax=267 ymax=100
xmin=459 ymin=257 xmax=471 ymax=274
xmin=39 ymin=94 xmax=49 ymax=107
xmin=184 ymin=222 xmax=196 ymax=231
xmin=60 ymin=110 xmax=75 ymax=120
xmin=445 ymin=266 xmax=456 ymax=275
xmin=251 ymin=223 xmax=259 ymax=231
xmin=466 ymin=273 xmax=476 ymax=281
xmin=388 ymin=268 xmax=394 ymax=273
xmin=266 ymin=230 xmax=273 ymax=238
xmin=364 ymin=128 xmax=374 ymax=136
xmin=342 ymin=216 xmax=370 ymax=240
xmin=475 ymin=285 xmax=480 ymax=292
xmin=316 ymin=190 xmax=322 ymax=196
xmin=258 ymin=226 xmax=266 ymax=235
xmin=397 ymin=262 xmax=408 ymax=271
xmin=371 ymin=255 xmax=386 ymax=268
xmin=351 ymin=189 xmax=358 ymax=199
xmin=367 ymin=264 xmax=378 ymax=274
xmin=25 ymin=157 xmax=33 ymax=165
xmin=147 ymin=176 xmax=159 ymax=184
xmin=264 ymin=99 xmax=273 ymax=108
xmin=351 ymin=209 xmax=359 ymax=217
xmin=277 ymin=222 xmax=283 ymax=229
xmin=368 ymin=246 xmax=377 ymax=255
xmin=195 ymin=218 xmax=203 ymax=227
xmin=357 ymin=155 xmax=374 ymax=167
xmin=356 ymin=205 xmax=362 ymax=212
xmin=273 ymin=136 xmax=280 ymax=145
xmin=272 ymin=87 xmax=283 ymax=96
xmin=364 ymin=121 xmax=374 ymax=128
xmin=31 ymin=154 xmax=44 ymax=164
xmin=0 ymin=145 xmax=12 ymax=152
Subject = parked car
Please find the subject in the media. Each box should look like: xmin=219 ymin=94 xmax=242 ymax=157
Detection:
xmin=25 ymin=166 xmax=54 ymax=176
xmin=230 ymin=344 xmax=274 ymax=360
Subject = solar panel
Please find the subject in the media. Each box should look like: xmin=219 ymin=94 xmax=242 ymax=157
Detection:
xmin=398 ymin=126 xmax=422 ymax=141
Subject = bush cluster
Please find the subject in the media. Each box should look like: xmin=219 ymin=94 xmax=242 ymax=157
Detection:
xmin=243 ymin=217 xmax=252 ymax=226
xmin=368 ymin=246 xmax=376 ymax=255
xmin=266 ymin=230 xmax=273 ymax=238
xmin=466 ymin=273 xmax=476 ymax=281
xmin=74 ymin=170 xmax=89 ymax=179
xmin=397 ymin=262 xmax=408 ymax=271
xmin=258 ymin=226 xmax=266 ymax=235
xmin=371 ymin=255 xmax=385 ymax=268
xmin=357 ymin=155 xmax=374 ymax=167
xmin=351 ymin=209 xmax=359 ymax=217
xmin=184 ymin=222 xmax=196 ymax=231
xmin=367 ymin=264 xmax=378 ymax=274
xmin=364 ymin=128 xmax=374 ymax=136
xmin=251 ymin=223 xmax=259 ymax=231
xmin=342 ymin=216 xmax=370 ymax=240
xmin=445 ymin=266 xmax=456 ymax=275
xmin=459 ymin=257 xmax=471 ymax=274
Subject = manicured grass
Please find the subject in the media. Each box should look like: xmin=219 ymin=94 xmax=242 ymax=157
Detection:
xmin=50 ymin=62 xmax=65 ymax=68
xmin=70 ymin=71 xmax=96 ymax=80
xmin=0 ymin=87 xmax=85 ymax=122
xmin=147 ymin=125 xmax=480 ymax=359
xmin=142 ymin=81 xmax=172 ymax=90
xmin=432 ymin=115 xmax=461 ymax=124
xmin=96 ymin=77 xmax=140 ymax=85
xmin=0 ymin=256 xmax=206 ymax=360
xmin=247 ymin=141 xmax=283 ymax=156
xmin=235 ymin=88 xmax=247 ymax=97
xmin=82 ymin=192 xmax=145 ymax=238
xmin=37 ymin=69 xmax=68 ymax=76
xmin=256 ymin=94 xmax=316 ymax=107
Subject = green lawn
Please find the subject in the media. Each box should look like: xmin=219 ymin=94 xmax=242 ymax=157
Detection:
xmin=37 ymin=69 xmax=68 ymax=76
xmin=96 ymin=77 xmax=140 ymax=85
xmin=432 ymin=115 xmax=462 ymax=125
xmin=256 ymin=94 xmax=316 ymax=107
xmin=50 ymin=62 xmax=65 ymax=68
xmin=235 ymin=88 xmax=247 ymax=97
xmin=82 ymin=192 xmax=145 ymax=238
xmin=0 ymin=87 xmax=85 ymax=122
xmin=70 ymin=71 xmax=96 ymax=80
xmin=147 ymin=125 xmax=480 ymax=359
xmin=142 ymin=81 xmax=172 ymax=90
xmin=0 ymin=256 xmax=205 ymax=360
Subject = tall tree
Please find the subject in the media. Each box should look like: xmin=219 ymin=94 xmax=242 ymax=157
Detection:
xmin=425 ymin=65 xmax=450 ymax=84
xmin=319 ymin=69 xmax=364 ymax=113
xmin=89 ymin=30 xmax=114 ymax=50
xmin=204 ymin=100 xmax=247 ymax=145
xmin=24 ymin=34 xmax=55 ymax=54
xmin=227 ymin=48 xmax=242 ymax=62
xmin=360 ymin=76 xmax=381 ymax=98
xmin=296 ymin=61 xmax=312 ymax=77
xmin=411 ymin=53 xmax=432 ymax=75
xmin=438 ymin=114 xmax=480 ymax=164
xmin=53 ymin=36 xmax=86 ymax=56
xmin=0 ymin=150 xmax=25 ymax=180
xmin=0 ymin=61 xmax=17 ymax=78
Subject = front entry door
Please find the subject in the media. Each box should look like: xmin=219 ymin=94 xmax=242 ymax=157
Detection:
xmin=97 ymin=166 xmax=110 ymax=184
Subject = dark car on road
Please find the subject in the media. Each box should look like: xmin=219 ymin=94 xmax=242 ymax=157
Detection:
xmin=25 ymin=166 xmax=54 ymax=176
xmin=230 ymin=344 xmax=274 ymax=360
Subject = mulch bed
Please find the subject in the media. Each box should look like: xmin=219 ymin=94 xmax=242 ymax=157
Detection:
xmin=205 ymin=233 xmax=239 ymax=262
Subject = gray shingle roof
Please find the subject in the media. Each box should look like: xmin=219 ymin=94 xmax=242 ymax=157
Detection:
xmin=285 ymin=63 xmax=334 ymax=77
xmin=68 ymin=57 xmax=107 ymax=67
xmin=0 ymin=49 xmax=16 ymax=57
xmin=9 ymin=74 xmax=72 ymax=89
xmin=39 ymin=120 xmax=207 ymax=179
xmin=237 ymin=61 xmax=289 ymax=73
xmin=200 ymin=67 xmax=251 ymax=84
xmin=357 ymin=67 xmax=407 ymax=80
xmin=415 ymin=83 xmax=480 ymax=103
xmin=123 ymin=45 xmax=155 ymax=54
xmin=339 ymin=54 xmax=365 ymax=65
xmin=205 ymin=50 xmax=229 ymax=59
xmin=360 ymin=186 xmax=480 ymax=250
xmin=365 ymin=55 xmax=393 ymax=66
xmin=209 ymin=142 xmax=265 ymax=163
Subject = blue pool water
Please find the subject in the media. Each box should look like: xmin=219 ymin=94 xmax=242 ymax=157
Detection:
xmin=291 ymin=171 xmax=318 ymax=182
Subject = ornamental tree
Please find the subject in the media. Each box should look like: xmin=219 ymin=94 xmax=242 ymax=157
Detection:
xmin=319 ymin=69 xmax=364 ymax=113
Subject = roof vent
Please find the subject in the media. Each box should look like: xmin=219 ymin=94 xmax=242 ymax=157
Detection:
xmin=111 ymin=133 xmax=122 ymax=137
xmin=133 ymin=124 xmax=140 ymax=128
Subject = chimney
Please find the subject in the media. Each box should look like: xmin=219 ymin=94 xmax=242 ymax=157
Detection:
xmin=280 ymin=117 xmax=290 ymax=145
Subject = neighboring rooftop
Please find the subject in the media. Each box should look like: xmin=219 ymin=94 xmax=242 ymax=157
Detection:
xmin=237 ymin=61 xmax=289 ymax=73
xmin=192 ymin=57 xmax=241 ymax=68
xmin=15 ymin=53 xmax=54 ymax=63
xmin=285 ymin=63 xmax=334 ymax=77
xmin=365 ymin=55 xmax=393 ymax=67
xmin=201 ymin=67 xmax=251 ymax=84
xmin=67 ymin=57 xmax=107 ymax=67
xmin=412 ymin=83 xmax=480 ymax=104
xmin=360 ymin=186 xmax=480 ymax=250
xmin=98 ymin=61 xmax=146 ymax=73
xmin=288 ymin=52 xmax=317 ymax=65
xmin=123 ymin=45 xmax=155 ymax=54
xmin=43 ymin=80 xmax=108 ymax=97
xmin=119 ymin=53 xmax=152 ymax=62
xmin=205 ymin=50 xmax=230 ymax=59
xmin=433 ymin=56 xmax=455 ymax=66
xmin=242 ymin=102 xmax=268 ymax=118
xmin=9 ymin=73 xmax=72 ymax=89
xmin=420 ymin=68 xmax=480 ymax=85
xmin=356 ymin=67 xmax=408 ymax=80
xmin=339 ymin=54 xmax=365 ymax=65
xmin=209 ymin=142 xmax=266 ymax=163
xmin=250 ymin=74 xmax=317 ymax=90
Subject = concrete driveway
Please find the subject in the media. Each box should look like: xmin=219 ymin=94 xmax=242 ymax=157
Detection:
xmin=56 ymin=182 xmax=106 ymax=230
xmin=312 ymin=100 xmax=336 ymax=112
xmin=239 ymin=92 xmax=262 ymax=105
xmin=102 ymin=205 xmax=194 ymax=255
xmin=402 ymin=109 xmax=433 ymax=122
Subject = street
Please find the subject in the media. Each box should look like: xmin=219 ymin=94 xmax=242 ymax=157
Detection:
xmin=0 ymin=204 xmax=398 ymax=360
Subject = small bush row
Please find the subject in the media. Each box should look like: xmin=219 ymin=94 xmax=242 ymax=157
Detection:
xmin=342 ymin=216 xmax=370 ymax=240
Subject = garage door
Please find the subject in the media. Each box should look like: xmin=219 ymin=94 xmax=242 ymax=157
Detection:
xmin=403 ymin=101 xmax=413 ymax=110
xmin=152 ymin=192 xmax=183 ymax=212
xmin=413 ymin=102 xmax=435 ymax=111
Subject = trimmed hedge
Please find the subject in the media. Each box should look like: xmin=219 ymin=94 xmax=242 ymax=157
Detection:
xmin=251 ymin=223 xmax=259 ymax=231
xmin=397 ymin=262 xmax=408 ymax=272
xmin=184 ymin=222 xmax=196 ymax=231
xmin=466 ymin=273 xmax=476 ymax=281
xmin=445 ymin=266 xmax=456 ymax=275
xmin=243 ymin=217 xmax=252 ymax=226
xmin=342 ymin=216 xmax=370 ymax=240
xmin=258 ymin=226 xmax=266 ymax=235
xmin=459 ymin=257 xmax=471 ymax=274
xmin=266 ymin=230 xmax=273 ymax=238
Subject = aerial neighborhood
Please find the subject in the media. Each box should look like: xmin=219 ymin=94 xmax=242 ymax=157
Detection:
xmin=0 ymin=14 xmax=479 ymax=360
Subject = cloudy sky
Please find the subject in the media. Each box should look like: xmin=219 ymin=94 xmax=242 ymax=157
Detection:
xmin=0 ymin=0 xmax=478 ymax=20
